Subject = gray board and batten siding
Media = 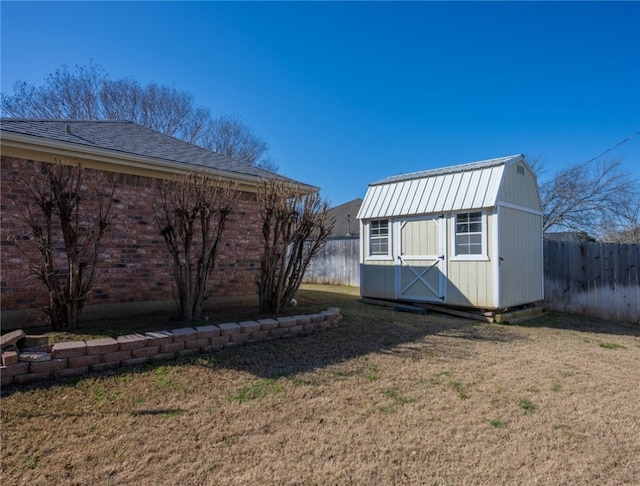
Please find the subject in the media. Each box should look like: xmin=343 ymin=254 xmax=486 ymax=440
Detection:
xmin=357 ymin=155 xmax=544 ymax=310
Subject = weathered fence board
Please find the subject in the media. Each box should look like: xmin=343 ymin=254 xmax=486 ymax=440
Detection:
xmin=305 ymin=237 xmax=639 ymax=324
xmin=304 ymin=237 xmax=360 ymax=287
xmin=543 ymin=240 xmax=638 ymax=324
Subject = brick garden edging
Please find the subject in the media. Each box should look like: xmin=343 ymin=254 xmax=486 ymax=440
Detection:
xmin=0 ymin=308 xmax=342 ymax=388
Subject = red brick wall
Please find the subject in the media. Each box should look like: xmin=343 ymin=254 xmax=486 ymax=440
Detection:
xmin=1 ymin=156 xmax=262 ymax=314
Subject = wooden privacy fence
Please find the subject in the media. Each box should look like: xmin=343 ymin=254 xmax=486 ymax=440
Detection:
xmin=304 ymin=237 xmax=360 ymax=287
xmin=543 ymin=240 xmax=639 ymax=324
xmin=305 ymin=237 xmax=639 ymax=324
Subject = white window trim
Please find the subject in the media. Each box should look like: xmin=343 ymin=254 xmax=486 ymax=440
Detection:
xmin=450 ymin=211 xmax=489 ymax=261
xmin=366 ymin=219 xmax=393 ymax=261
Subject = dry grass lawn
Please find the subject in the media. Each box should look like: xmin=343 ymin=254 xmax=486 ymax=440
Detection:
xmin=2 ymin=284 xmax=639 ymax=485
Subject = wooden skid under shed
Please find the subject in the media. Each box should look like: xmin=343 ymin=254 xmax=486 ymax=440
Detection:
xmin=361 ymin=297 xmax=545 ymax=324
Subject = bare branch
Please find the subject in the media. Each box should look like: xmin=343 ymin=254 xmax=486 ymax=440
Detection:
xmin=12 ymin=160 xmax=116 ymax=329
xmin=257 ymin=178 xmax=334 ymax=314
xmin=533 ymin=155 xmax=640 ymax=239
xmin=154 ymin=170 xmax=239 ymax=320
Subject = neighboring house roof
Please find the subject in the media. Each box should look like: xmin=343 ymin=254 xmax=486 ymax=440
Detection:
xmin=328 ymin=198 xmax=362 ymax=237
xmin=357 ymin=154 xmax=531 ymax=219
xmin=0 ymin=118 xmax=315 ymax=191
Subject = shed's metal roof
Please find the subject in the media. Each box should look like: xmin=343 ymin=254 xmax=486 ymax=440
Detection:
xmin=357 ymin=155 xmax=523 ymax=219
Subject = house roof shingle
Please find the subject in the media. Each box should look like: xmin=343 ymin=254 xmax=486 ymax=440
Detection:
xmin=0 ymin=118 xmax=310 ymax=188
xmin=328 ymin=198 xmax=363 ymax=237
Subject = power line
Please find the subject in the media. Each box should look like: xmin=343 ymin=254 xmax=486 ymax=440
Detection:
xmin=584 ymin=131 xmax=640 ymax=165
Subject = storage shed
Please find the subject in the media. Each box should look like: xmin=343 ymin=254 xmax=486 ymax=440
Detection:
xmin=357 ymin=155 xmax=543 ymax=311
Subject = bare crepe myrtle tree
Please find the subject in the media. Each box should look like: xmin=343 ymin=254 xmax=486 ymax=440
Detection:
xmin=257 ymin=178 xmax=334 ymax=315
xmin=13 ymin=161 xmax=116 ymax=330
xmin=155 ymin=170 xmax=239 ymax=321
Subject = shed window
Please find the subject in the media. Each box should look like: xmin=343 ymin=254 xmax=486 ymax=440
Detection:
xmin=455 ymin=212 xmax=483 ymax=255
xmin=369 ymin=219 xmax=390 ymax=256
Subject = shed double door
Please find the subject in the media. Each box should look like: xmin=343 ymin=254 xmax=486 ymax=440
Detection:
xmin=395 ymin=216 xmax=446 ymax=303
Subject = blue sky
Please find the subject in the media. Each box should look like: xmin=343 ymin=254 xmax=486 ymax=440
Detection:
xmin=2 ymin=1 xmax=639 ymax=206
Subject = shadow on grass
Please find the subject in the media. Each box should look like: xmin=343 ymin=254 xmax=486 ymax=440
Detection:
xmin=1 ymin=287 xmax=526 ymax=396
xmin=191 ymin=289 xmax=523 ymax=379
xmin=518 ymin=311 xmax=640 ymax=337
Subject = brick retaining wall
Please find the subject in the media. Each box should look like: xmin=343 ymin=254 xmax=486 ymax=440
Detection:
xmin=0 ymin=308 xmax=342 ymax=388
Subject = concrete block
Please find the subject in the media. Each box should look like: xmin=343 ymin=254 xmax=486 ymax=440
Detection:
xmin=309 ymin=313 xmax=324 ymax=323
xmin=144 ymin=331 xmax=173 ymax=346
xmin=117 ymin=334 xmax=148 ymax=351
xmin=294 ymin=315 xmax=312 ymax=325
xmin=51 ymin=341 xmax=87 ymax=358
xmin=202 ymin=344 xmax=223 ymax=353
xmin=249 ymin=330 xmax=270 ymax=341
xmin=269 ymin=328 xmax=288 ymax=339
xmin=196 ymin=325 xmax=220 ymax=339
xmin=68 ymin=354 xmax=101 ymax=368
xmin=54 ymin=367 xmax=89 ymax=379
xmin=224 ymin=341 xmax=242 ymax=348
xmin=171 ymin=328 xmax=198 ymax=343
xmin=277 ymin=317 xmax=297 ymax=329
xmin=210 ymin=335 xmax=230 ymax=346
xmin=132 ymin=346 xmax=160 ymax=358
xmin=91 ymin=362 xmax=120 ymax=372
xmin=102 ymin=350 xmax=132 ymax=364
xmin=257 ymin=318 xmax=278 ymax=331
xmin=160 ymin=342 xmax=184 ymax=353
xmin=151 ymin=352 xmax=177 ymax=361
xmin=177 ymin=348 xmax=200 ymax=357
xmin=185 ymin=338 xmax=209 ymax=350
xmin=218 ymin=322 xmax=241 ymax=336
xmin=321 ymin=309 xmax=341 ymax=321
xmin=230 ymin=333 xmax=250 ymax=344
xmin=30 ymin=358 xmax=67 ymax=374
xmin=1 ymin=329 xmax=26 ymax=349
xmin=288 ymin=325 xmax=304 ymax=334
xmin=1 ymin=371 xmax=14 ymax=387
xmin=121 ymin=357 xmax=149 ymax=367
xmin=14 ymin=372 xmax=50 ymax=385
xmin=2 ymin=351 xmax=19 ymax=366
xmin=1 ymin=361 xmax=29 ymax=377
xmin=239 ymin=321 xmax=261 ymax=334
xmin=86 ymin=338 xmax=118 ymax=355
xmin=303 ymin=322 xmax=319 ymax=332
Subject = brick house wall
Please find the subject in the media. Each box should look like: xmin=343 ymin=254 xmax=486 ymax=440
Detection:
xmin=1 ymin=156 xmax=263 ymax=322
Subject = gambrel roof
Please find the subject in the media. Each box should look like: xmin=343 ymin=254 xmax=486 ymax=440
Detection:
xmin=357 ymin=155 xmax=529 ymax=219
